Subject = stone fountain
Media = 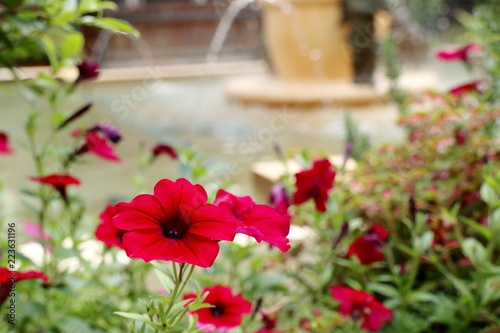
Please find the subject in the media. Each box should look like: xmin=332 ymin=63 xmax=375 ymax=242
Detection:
xmin=222 ymin=0 xmax=390 ymax=107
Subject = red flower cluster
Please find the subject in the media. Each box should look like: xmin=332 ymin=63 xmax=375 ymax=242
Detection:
xmin=0 ymin=268 xmax=48 ymax=305
xmin=293 ymin=158 xmax=336 ymax=212
xmin=0 ymin=131 xmax=13 ymax=154
xmin=330 ymin=286 xmax=392 ymax=331
xmin=107 ymin=178 xmax=290 ymax=268
xmin=184 ymin=285 xmax=252 ymax=331
xmin=346 ymin=224 xmax=389 ymax=265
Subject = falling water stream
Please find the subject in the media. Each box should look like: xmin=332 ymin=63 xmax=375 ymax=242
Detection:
xmin=206 ymin=0 xmax=256 ymax=64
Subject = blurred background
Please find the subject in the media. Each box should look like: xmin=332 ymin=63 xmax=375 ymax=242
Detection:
xmin=0 ymin=0 xmax=485 ymax=210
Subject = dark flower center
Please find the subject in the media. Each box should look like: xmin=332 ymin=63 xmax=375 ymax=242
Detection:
xmin=160 ymin=208 xmax=189 ymax=239
xmin=162 ymin=227 xmax=183 ymax=239
xmin=117 ymin=230 xmax=126 ymax=243
xmin=210 ymin=305 xmax=225 ymax=317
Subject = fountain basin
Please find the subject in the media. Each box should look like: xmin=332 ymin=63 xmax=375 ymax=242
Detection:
xmin=225 ymin=75 xmax=386 ymax=107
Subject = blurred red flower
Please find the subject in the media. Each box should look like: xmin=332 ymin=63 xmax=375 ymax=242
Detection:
xmin=346 ymin=224 xmax=389 ymax=265
xmin=78 ymin=132 xmax=120 ymax=162
xmin=215 ymin=189 xmax=290 ymax=252
xmin=113 ymin=178 xmax=235 ymax=268
xmin=95 ymin=205 xmax=126 ymax=249
xmin=449 ymin=80 xmax=485 ymax=98
xmin=293 ymin=158 xmax=336 ymax=212
xmin=0 ymin=131 xmax=12 ymax=154
xmin=76 ymin=60 xmax=99 ymax=83
xmin=152 ymin=144 xmax=178 ymax=159
xmin=30 ymin=174 xmax=80 ymax=202
xmin=184 ymin=285 xmax=252 ymax=330
xmin=251 ymin=311 xmax=284 ymax=333
xmin=0 ymin=267 xmax=48 ymax=305
xmin=330 ymin=286 xmax=392 ymax=332
xmin=436 ymin=43 xmax=481 ymax=62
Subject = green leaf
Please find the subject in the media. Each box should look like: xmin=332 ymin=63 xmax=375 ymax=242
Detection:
xmin=407 ymin=291 xmax=441 ymax=303
xmin=40 ymin=35 xmax=59 ymax=70
xmin=79 ymin=16 xmax=139 ymax=38
xmin=481 ymin=182 xmax=498 ymax=206
xmin=79 ymin=0 xmax=118 ymax=14
xmin=62 ymin=0 xmax=78 ymax=12
xmin=462 ymin=238 xmax=488 ymax=267
xmin=154 ymin=268 xmax=174 ymax=294
xmin=491 ymin=208 xmax=500 ymax=234
xmin=61 ymin=31 xmax=84 ymax=59
xmin=114 ymin=312 xmax=153 ymax=324
xmin=413 ymin=231 xmax=434 ymax=254
xmin=367 ymin=282 xmax=399 ymax=298
xmin=460 ymin=216 xmax=492 ymax=240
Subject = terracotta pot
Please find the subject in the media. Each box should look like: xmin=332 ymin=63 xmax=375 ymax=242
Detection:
xmin=262 ymin=0 xmax=352 ymax=81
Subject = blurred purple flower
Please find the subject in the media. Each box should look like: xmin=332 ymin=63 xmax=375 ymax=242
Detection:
xmin=89 ymin=123 xmax=122 ymax=144
xmin=76 ymin=60 xmax=99 ymax=83
xmin=268 ymin=183 xmax=291 ymax=216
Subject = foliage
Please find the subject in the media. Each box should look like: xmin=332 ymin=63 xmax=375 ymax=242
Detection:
xmin=350 ymin=98 xmax=499 ymax=226
xmin=0 ymin=0 xmax=137 ymax=71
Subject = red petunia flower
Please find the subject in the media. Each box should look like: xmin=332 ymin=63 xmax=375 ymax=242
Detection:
xmin=268 ymin=183 xmax=291 ymax=216
xmin=77 ymin=132 xmax=120 ymax=162
xmin=449 ymin=80 xmax=485 ymax=98
xmin=184 ymin=285 xmax=252 ymax=331
xmin=30 ymin=174 xmax=81 ymax=202
xmin=113 ymin=178 xmax=236 ymax=268
xmin=95 ymin=205 xmax=126 ymax=249
xmin=293 ymin=158 xmax=336 ymax=212
xmin=0 ymin=267 xmax=48 ymax=305
xmin=76 ymin=60 xmax=99 ymax=83
xmin=152 ymin=144 xmax=178 ymax=160
xmin=346 ymin=224 xmax=389 ymax=265
xmin=214 ymin=189 xmax=290 ymax=252
xmin=436 ymin=43 xmax=481 ymax=62
xmin=0 ymin=131 xmax=13 ymax=154
xmin=330 ymin=286 xmax=393 ymax=332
